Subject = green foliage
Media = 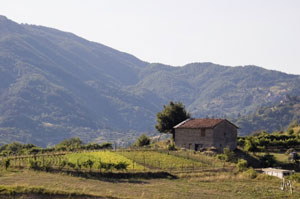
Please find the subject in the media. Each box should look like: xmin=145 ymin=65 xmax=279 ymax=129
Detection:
xmin=114 ymin=162 xmax=129 ymax=171
xmin=98 ymin=162 xmax=115 ymax=172
xmin=67 ymin=162 xmax=76 ymax=169
xmin=119 ymin=151 xmax=207 ymax=169
xmin=167 ymin=142 xmax=176 ymax=151
xmin=236 ymin=96 xmax=300 ymax=136
xmin=134 ymin=134 xmax=151 ymax=147
xmin=223 ymin=146 xmax=235 ymax=162
xmin=56 ymin=138 xmax=83 ymax=151
xmin=66 ymin=151 xmax=143 ymax=171
xmin=259 ymin=154 xmax=276 ymax=167
xmin=244 ymin=138 xmax=257 ymax=152
xmin=83 ymin=142 xmax=112 ymax=150
xmin=28 ymin=159 xmax=41 ymax=170
xmin=155 ymin=101 xmax=190 ymax=135
xmin=4 ymin=159 xmax=10 ymax=170
xmin=0 ymin=142 xmax=39 ymax=156
xmin=58 ymin=160 xmax=67 ymax=170
xmin=238 ymin=129 xmax=300 ymax=152
xmin=242 ymin=168 xmax=257 ymax=179
xmin=287 ymin=173 xmax=300 ymax=183
xmin=236 ymin=159 xmax=248 ymax=172
xmin=82 ymin=159 xmax=94 ymax=170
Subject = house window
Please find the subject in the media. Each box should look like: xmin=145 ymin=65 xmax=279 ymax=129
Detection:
xmin=201 ymin=129 xmax=206 ymax=137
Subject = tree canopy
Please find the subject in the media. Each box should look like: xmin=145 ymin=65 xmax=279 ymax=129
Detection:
xmin=155 ymin=101 xmax=190 ymax=136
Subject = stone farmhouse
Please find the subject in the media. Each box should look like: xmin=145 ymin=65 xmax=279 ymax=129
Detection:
xmin=173 ymin=118 xmax=238 ymax=152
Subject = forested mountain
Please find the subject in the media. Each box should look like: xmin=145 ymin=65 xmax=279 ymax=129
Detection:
xmin=1 ymin=15 xmax=300 ymax=146
xmin=235 ymin=95 xmax=300 ymax=136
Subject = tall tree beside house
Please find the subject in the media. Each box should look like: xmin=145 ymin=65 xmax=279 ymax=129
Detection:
xmin=155 ymin=101 xmax=190 ymax=138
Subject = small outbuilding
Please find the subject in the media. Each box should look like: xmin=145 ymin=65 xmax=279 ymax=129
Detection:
xmin=173 ymin=118 xmax=238 ymax=152
xmin=262 ymin=168 xmax=295 ymax=179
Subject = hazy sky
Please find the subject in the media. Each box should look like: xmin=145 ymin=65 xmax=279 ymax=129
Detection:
xmin=1 ymin=0 xmax=300 ymax=74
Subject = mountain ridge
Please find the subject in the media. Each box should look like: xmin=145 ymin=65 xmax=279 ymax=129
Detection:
xmin=1 ymin=16 xmax=300 ymax=146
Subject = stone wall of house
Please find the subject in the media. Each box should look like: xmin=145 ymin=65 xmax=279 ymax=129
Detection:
xmin=212 ymin=120 xmax=237 ymax=151
xmin=174 ymin=128 xmax=214 ymax=150
xmin=174 ymin=120 xmax=237 ymax=152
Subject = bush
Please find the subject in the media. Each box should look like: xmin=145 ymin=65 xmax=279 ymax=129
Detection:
xmin=56 ymin=137 xmax=83 ymax=151
xmin=42 ymin=160 xmax=52 ymax=172
xmin=114 ymin=162 xmax=128 ymax=171
xmin=216 ymin=154 xmax=226 ymax=161
xmin=4 ymin=159 xmax=10 ymax=170
xmin=236 ymin=159 xmax=248 ymax=172
xmin=288 ymin=129 xmax=294 ymax=135
xmin=67 ymin=162 xmax=76 ymax=169
xmin=244 ymin=138 xmax=257 ymax=152
xmin=242 ymin=168 xmax=257 ymax=179
xmin=135 ymin=134 xmax=151 ymax=147
xmin=288 ymin=173 xmax=300 ymax=183
xmin=29 ymin=159 xmax=41 ymax=170
xmin=100 ymin=142 xmax=113 ymax=150
xmin=82 ymin=159 xmax=94 ymax=170
xmin=167 ymin=142 xmax=176 ymax=151
xmin=99 ymin=162 xmax=114 ymax=172
xmin=259 ymin=154 xmax=276 ymax=167
xmin=223 ymin=146 xmax=235 ymax=162
xmin=58 ymin=160 xmax=67 ymax=170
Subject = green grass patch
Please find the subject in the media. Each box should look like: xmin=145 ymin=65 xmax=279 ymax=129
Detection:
xmin=66 ymin=151 xmax=144 ymax=171
xmin=117 ymin=150 xmax=209 ymax=170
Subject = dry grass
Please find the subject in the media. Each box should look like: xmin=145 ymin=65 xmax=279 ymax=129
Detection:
xmin=0 ymin=169 xmax=299 ymax=199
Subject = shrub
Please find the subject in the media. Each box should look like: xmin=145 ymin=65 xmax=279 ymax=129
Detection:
xmin=114 ymin=161 xmax=129 ymax=171
xmin=99 ymin=162 xmax=114 ymax=172
xmin=82 ymin=159 xmax=94 ymax=171
xmin=236 ymin=159 xmax=248 ymax=172
xmin=223 ymin=146 xmax=235 ymax=162
xmin=167 ymin=143 xmax=176 ymax=151
xmin=288 ymin=173 xmax=300 ymax=183
xmin=100 ymin=142 xmax=113 ymax=150
xmin=58 ymin=160 xmax=67 ymax=170
xmin=288 ymin=129 xmax=294 ymax=135
xmin=259 ymin=154 xmax=276 ymax=167
xmin=42 ymin=160 xmax=52 ymax=172
xmin=4 ymin=159 xmax=10 ymax=170
xmin=29 ymin=159 xmax=41 ymax=170
xmin=135 ymin=134 xmax=151 ymax=147
xmin=216 ymin=154 xmax=226 ymax=161
xmin=244 ymin=138 xmax=257 ymax=152
xmin=242 ymin=168 xmax=257 ymax=179
xmin=75 ymin=160 xmax=82 ymax=171
xmin=67 ymin=162 xmax=76 ymax=169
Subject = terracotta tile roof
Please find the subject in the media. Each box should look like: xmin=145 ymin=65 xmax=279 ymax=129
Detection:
xmin=173 ymin=118 xmax=237 ymax=129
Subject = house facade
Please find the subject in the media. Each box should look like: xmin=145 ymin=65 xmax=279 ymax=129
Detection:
xmin=173 ymin=118 xmax=238 ymax=152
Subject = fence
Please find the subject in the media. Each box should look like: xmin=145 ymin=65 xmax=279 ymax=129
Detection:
xmin=0 ymin=148 xmax=230 ymax=173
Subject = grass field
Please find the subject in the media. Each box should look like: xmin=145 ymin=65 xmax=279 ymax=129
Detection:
xmin=118 ymin=150 xmax=228 ymax=170
xmin=0 ymin=169 xmax=299 ymax=199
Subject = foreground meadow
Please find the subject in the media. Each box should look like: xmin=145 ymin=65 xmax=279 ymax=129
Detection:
xmin=0 ymin=168 xmax=299 ymax=199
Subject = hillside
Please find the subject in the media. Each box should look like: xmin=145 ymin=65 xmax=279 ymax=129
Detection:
xmin=1 ymin=15 xmax=300 ymax=146
xmin=235 ymin=95 xmax=300 ymax=135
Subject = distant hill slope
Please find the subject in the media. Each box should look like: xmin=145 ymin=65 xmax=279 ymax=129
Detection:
xmin=235 ymin=95 xmax=300 ymax=136
xmin=1 ymin=16 xmax=300 ymax=146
